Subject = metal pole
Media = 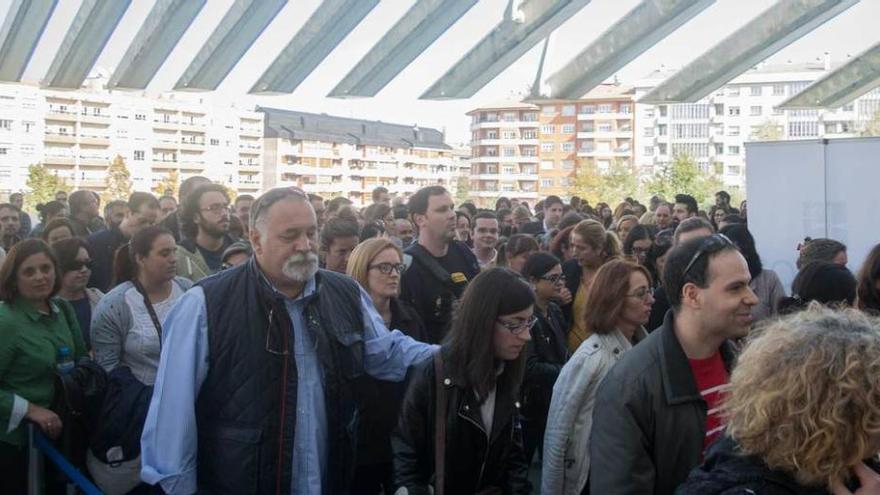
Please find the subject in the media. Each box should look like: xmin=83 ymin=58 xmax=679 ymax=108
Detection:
xmin=27 ymin=423 xmax=45 ymax=495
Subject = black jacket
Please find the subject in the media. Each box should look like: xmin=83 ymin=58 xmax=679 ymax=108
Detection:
xmin=561 ymin=259 xmax=582 ymax=326
xmin=589 ymin=310 xmax=737 ymax=495
xmin=356 ymin=298 xmax=427 ymax=465
xmin=86 ymin=226 xmax=126 ymax=291
xmin=392 ymin=349 xmax=531 ymax=495
xmin=676 ymin=435 xmax=829 ymax=495
xmin=521 ymin=301 xmax=568 ymax=423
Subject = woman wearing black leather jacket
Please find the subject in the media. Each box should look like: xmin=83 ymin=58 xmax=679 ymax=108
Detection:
xmin=392 ymin=268 xmax=533 ymax=495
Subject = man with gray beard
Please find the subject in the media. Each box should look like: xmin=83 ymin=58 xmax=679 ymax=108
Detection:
xmin=141 ymin=187 xmax=437 ymax=495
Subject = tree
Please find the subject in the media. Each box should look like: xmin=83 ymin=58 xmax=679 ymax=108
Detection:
xmin=571 ymin=158 xmax=640 ymax=205
xmin=152 ymin=170 xmax=180 ymax=197
xmin=103 ymin=154 xmax=132 ymax=202
xmin=645 ymin=153 xmax=724 ymax=207
xmin=454 ymin=175 xmax=471 ymax=206
xmin=24 ymin=163 xmax=70 ymax=210
xmin=860 ymin=109 xmax=880 ymax=137
xmin=751 ymin=119 xmax=783 ymax=141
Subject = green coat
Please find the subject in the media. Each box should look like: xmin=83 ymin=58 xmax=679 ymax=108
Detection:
xmin=0 ymin=297 xmax=87 ymax=445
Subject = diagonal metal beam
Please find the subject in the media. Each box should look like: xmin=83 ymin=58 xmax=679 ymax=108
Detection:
xmin=175 ymin=0 xmax=287 ymax=91
xmin=779 ymin=41 xmax=880 ymax=109
xmin=639 ymin=0 xmax=859 ymax=104
xmin=328 ymin=0 xmax=478 ymax=98
xmin=420 ymin=0 xmax=593 ymax=100
xmin=108 ymin=0 xmax=207 ymax=89
xmin=42 ymin=0 xmax=131 ymax=89
xmin=0 ymin=0 xmax=58 ymax=82
xmin=538 ymin=0 xmax=715 ymax=100
xmin=251 ymin=0 xmax=379 ymax=94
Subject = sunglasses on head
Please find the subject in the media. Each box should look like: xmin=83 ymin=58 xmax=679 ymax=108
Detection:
xmin=65 ymin=260 xmax=93 ymax=272
xmin=682 ymin=234 xmax=735 ymax=277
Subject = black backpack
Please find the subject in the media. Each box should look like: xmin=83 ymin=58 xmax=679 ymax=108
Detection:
xmin=89 ymin=366 xmax=153 ymax=465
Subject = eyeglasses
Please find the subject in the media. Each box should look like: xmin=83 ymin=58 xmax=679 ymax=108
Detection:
xmin=682 ymin=234 xmax=735 ymax=278
xmin=632 ymin=246 xmax=651 ymax=255
xmin=625 ymin=287 xmax=653 ymax=301
xmin=264 ymin=309 xmax=290 ymax=356
xmin=497 ymin=315 xmax=538 ymax=335
xmin=200 ymin=203 xmax=230 ymax=215
xmin=370 ymin=262 xmax=406 ymax=275
xmin=539 ymin=273 xmax=566 ymax=285
xmin=65 ymin=260 xmax=93 ymax=272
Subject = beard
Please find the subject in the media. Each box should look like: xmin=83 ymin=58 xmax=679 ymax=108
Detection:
xmin=282 ymin=251 xmax=319 ymax=282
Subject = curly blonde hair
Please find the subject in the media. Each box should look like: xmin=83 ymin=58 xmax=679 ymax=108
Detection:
xmin=724 ymin=304 xmax=880 ymax=488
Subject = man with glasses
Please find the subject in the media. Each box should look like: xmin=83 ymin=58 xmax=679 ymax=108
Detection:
xmin=87 ymin=192 xmax=160 ymax=291
xmin=141 ymin=186 xmax=436 ymax=495
xmin=175 ymin=184 xmax=235 ymax=281
xmin=589 ymin=234 xmax=758 ymax=495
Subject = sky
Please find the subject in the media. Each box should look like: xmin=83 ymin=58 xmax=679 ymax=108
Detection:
xmin=5 ymin=0 xmax=880 ymax=145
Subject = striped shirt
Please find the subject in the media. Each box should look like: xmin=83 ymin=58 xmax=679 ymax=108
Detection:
xmin=688 ymin=351 xmax=729 ymax=453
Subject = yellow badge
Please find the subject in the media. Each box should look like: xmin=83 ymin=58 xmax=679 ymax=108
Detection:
xmin=450 ymin=272 xmax=468 ymax=284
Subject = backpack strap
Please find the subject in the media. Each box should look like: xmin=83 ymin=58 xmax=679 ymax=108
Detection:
xmin=407 ymin=244 xmax=455 ymax=290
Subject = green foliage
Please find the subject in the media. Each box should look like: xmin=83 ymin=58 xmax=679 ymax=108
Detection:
xmin=454 ymin=175 xmax=471 ymax=206
xmin=24 ymin=163 xmax=70 ymax=210
xmin=102 ymin=155 xmax=132 ymax=202
xmin=860 ymin=109 xmax=880 ymax=137
xmin=751 ymin=120 xmax=784 ymax=141
xmin=572 ymin=158 xmax=640 ymax=205
xmin=644 ymin=154 xmax=724 ymax=208
xmin=152 ymin=170 xmax=179 ymax=198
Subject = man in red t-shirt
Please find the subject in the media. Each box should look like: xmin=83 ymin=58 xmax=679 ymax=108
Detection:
xmin=589 ymin=232 xmax=758 ymax=495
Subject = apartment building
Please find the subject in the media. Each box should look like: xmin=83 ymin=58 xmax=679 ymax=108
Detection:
xmin=260 ymin=108 xmax=459 ymax=206
xmin=635 ymin=62 xmax=880 ymax=191
xmin=467 ymin=102 xmax=541 ymax=208
xmin=0 ymin=78 xmax=264 ymax=196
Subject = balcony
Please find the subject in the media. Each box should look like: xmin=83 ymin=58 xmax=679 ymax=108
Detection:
xmin=45 ymin=110 xmax=77 ymax=122
xmin=179 ymin=140 xmax=205 ymax=151
xmin=79 ymin=112 xmax=110 ymax=125
xmin=79 ymin=156 xmax=109 ymax=167
xmin=79 ymin=134 xmax=110 ymax=146
xmin=152 ymin=120 xmax=179 ymax=130
xmin=152 ymin=162 xmax=178 ymax=170
xmin=239 ymin=126 xmax=262 ymax=137
xmin=577 ymin=112 xmax=633 ymax=121
xmin=44 ymin=132 xmax=77 ymax=144
xmin=238 ymin=162 xmax=261 ymax=169
xmin=44 ymin=154 xmax=76 ymax=165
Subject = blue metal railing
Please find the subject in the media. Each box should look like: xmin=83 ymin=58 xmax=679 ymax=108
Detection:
xmin=27 ymin=423 xmax=103 ymax=495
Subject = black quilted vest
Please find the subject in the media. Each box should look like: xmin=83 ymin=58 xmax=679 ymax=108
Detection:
xmin=196 ymin=258 xmax=365 ymax=494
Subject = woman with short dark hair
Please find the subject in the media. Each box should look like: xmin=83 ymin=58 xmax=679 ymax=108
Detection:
xmin=0 ymin=239 xmax=88 ymax=493
xmin=543 ymin=260 xmax=654 ymax=495
xmin=393 ymin=268 xmax=533 ymax=494
xmin=41 ymin=218 xmax=75 ymax=245
xmin=29 ymin=200 xmax=68 ymax=238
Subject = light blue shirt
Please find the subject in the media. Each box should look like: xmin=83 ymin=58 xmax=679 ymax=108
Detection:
xmin=140 ymin=275 xmax=437 ymax=495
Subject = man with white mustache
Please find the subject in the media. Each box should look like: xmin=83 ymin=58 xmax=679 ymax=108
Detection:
xmin=141 ymin=187 xmax=436 ymax=495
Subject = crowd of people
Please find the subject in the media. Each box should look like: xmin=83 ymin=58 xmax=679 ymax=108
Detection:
xmin=1 ymin=181 xmax=880 ymax=495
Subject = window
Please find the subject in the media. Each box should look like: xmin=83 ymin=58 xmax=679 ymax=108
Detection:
xmin=502 ymin=112 xmax=517 ymax=122
xmin=714 ymin=143 xmax=724 ymax=155
xmin=561 ymin=124 xmax=575 ymax=134
xmin=671 ymin=124 xmax=709 ymax=139
xmin=502 ymin=165 xmax=515 ymax=174
xmin=541 ymin=178 xmax=554 ymax=187
xmin=502 ymin=130 xmax=517 ymax=139
xmin=540 ymin=124 xmax=555 ymax=134
xmin=502 ymin=147 xmax=516 ymax=157
xmin=659 ymin=106 xmax=668 ymax=117
xmin=788 ymin=121 xmax=819 ymax=137
xmin=727 ymin=125 xmax=740 ymax=136
xmin=561 ymin=142 xmax=574 ymax=152
xmin=643 ymin=127 xmax=654 ymax=137
xmin=134 ymin=150 xmax=145 ymax=161
xmin=0 ymin=119 xmax=10 ymax=130
xmin=728 ymin=106 xmax=741 ymax=116
xmin=672 ymin=143 xmax=709 ymax=158
xmin=562 ymin=105 xmax=576 ymax=116
xmin=714 ymin=104 xmax=724 ymax=116
xmin=658 ymin=124 xmax=667 ymax=136
xmin=597 ymin=123 xmax=613 ymax=133
xmin=135 ymin=114 xmax=146 ymax=121
xmin=562 ymin=160 xmax=574 ymax=170
xmin=542 ymin=105 xmax=556 ymax=115
xmin=750 ymin=86 xmax=762 ymax=96
xmin=22 ymin=121 xmax=34 ymax=133
xmin=644 ymin=108 xmax=655 ymax=118
xmin=620 ymin=104 xmax=632 ymax=114
xmin=728 ymin=145 xmax=740 ymax=155
xmin=643 ymin=146 xmax=654 ymax=156
xmin=773 ymin=107 xmax=784 ymax=116
xmin=541 ymin=142 xmax=555 ymax=152
xmin=540 ymin=160 xmax=554 ymax=170
xmin=597 ymin=104 xmax=612 ymax=114
xmin=0 ymin=147 xmax=7 ymax=155
xmin=728 ymin=165 xmax=742 ymax=175
xmin=522 ymin=112 xmax=538 ymax=122
xmin=522 ymin=130 xmax=537 ymax=139
xmin=210 ymin=138 xmax=220 ymax=146
xmin=728 ymin=87 xmax=740 ymax=96
xmin=772 ymin=84 xmax=785 ymax=96
xmin=671 ymin=104 xmax=710 ymax=119
xmin=843 ymin=103 xmax=855 ymax=112
xmin=21 ymin=145 xmax=34 ymax=155
xmin=750 ymin=106 xmax=762 ymax=116
xmin=486 ymin=130 xmax=498 ymax=139
xmin=658 ymin=143 xmax=667 ymax=155
xmin=580 ymin=104 xmax=595 ymax=114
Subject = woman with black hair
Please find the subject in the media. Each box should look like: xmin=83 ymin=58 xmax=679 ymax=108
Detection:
xmin=519 ymin=252 xmax=569 ymax=464
xmin=720 ymin=224 xmax=786 ymax=321
xmin=778 ymin=261 xmax=857 ymax=315
xmin=623 ymin=224 xmax=654 ymax=266
xmin=393 ymin=268 xmax=533 ymax=495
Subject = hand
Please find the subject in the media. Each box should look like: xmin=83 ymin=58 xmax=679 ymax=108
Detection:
xmin=555 ymin=286 xmax=573 ymax=306
xmin=832 ymin=463 xmax=880 ymax=495
xmin=25 ymin=403 xmax=63 ymax=439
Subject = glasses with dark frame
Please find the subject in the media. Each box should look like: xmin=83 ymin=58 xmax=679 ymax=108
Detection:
xmin=539 ymin=273 xmax=566 ymax=285
xmin=496 ymin=315 xmax=538 ymax=335
xmin=65 ymin=259 xmax=94 ymax=272
xmin=682 ymin=233 xmax=735 ymax=278
xmin=370 ymin=262 xmax=406 ymax=275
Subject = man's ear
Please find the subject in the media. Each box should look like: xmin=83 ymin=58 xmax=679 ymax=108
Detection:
xmin=681 ymin=282 xmax=703 ymax=311
xmin=249 ymin=227 xmax=262 ymax=256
